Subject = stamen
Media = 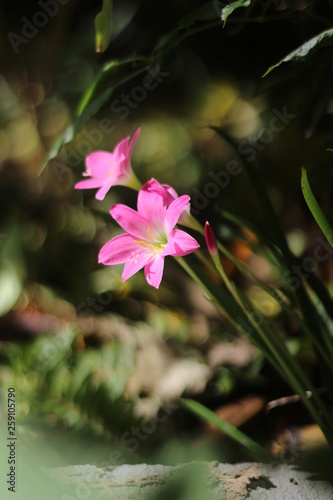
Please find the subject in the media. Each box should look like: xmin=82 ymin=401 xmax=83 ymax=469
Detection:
xmin=153 ymin=244 xmax=165 ymax=254
xmin=133 ymin=229 xmax=165 ymax=255
xmin=133 ymin=239 xmax=155 ymax=248
xmin=147 ymin=227 xmax=155 ymax=242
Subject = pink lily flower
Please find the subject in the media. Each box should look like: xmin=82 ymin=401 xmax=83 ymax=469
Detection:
xmin=98 ymin=188 xmax=200 ymax=288
xmin=75 ymin=127 xmax=141 ymax=200
xmin=141 ymin=178 xmax=204 ymax=234
xmin=141 ymin=178 xmax=190 ymax=223
xmin=141 ymin=178 xmax=179 ymax=205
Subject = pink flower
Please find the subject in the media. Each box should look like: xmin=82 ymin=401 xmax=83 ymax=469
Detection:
xmin=141 ymin=178 xmax=190 ymax=223
xmin=98 ymin=188 xmax=199 ymax=288
xmin=142 ymin=178 xmax=178 ymax=205
xmin=75 ymin=127 xmax=141 ymax=200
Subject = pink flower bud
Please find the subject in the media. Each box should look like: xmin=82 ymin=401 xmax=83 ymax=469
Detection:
xmin=205 ymin=221 xmax=218 ymax=255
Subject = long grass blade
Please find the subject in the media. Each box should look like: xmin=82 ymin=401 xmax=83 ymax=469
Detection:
xmin=181 ymin=398 xmax=272 ymax=462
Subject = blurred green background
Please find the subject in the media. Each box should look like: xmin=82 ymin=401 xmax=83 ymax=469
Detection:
xmin=1 ymin=2 xmax=333 ymax=495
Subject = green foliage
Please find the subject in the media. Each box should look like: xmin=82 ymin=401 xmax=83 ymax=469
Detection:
xmin=95 ymin=0 xmax=113 ymax=53
xmin=3 ymin=0 xmax=333 ymax=471
xmin=263 ymin=28 xmax=333 ymax=77
xmin=42 ymin=58 xmax=148 ymax=171
xmin=0 ymin=229 xmax=25 ymax=317
xmin=181 ymin=399 xmax=271 ymax=462
xmin=0 ymin=330 xmax=136 ymax=435
xmin=301 ymin=167 xmax=333 ymax=249
xmin=221 ymin=0 xmax=252 ymax=27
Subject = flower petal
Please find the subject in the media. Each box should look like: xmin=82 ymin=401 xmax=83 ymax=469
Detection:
xmin=163 ymin=229 xmax=200 ymax=257
xmin=96 ymin=180 xmax=116 ymax=200
xmin=140 ymin=178 xmax=177 ymax=207
xmin=98 ymin=234 xmax=139 ymax=265
xmin=113 ymin=127 xmax=140 ymax=167
xmin=164 ymin=195 xmax=190 ymax=233
xmin=122 ymin=251 xmax=150 ymax=281
xmin=137 ymin=187 xmax=167 ymax=237
xmin=113 ymin=137 xmax=130 ymax=164
xmin=144 ymin=256 xmax=164 ymax=288
xmin=204 ymin=221 xmax=218 ymax=255
xmin=85 ymin=151 xmax=119 ymax=179
xmin=161 ymin=183 xmax=178 ymax=202
xmin=110 ymin=204 xmax=149 ymax=240
xmin=75 ymin=179 xmax=104 ymax=190
xmin=128 ymin=127 xmax=141 ymax=156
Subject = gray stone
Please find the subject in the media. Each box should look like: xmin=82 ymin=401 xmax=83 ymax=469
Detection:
xmin=45 ymin=461 xmax=333 ymax=499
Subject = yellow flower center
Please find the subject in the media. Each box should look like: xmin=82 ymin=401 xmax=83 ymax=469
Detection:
xmin=134 ymin=227 xmax=166 ymax=254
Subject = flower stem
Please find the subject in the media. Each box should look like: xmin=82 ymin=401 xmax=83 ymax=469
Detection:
xmin=127 ymin=173 xmax=142 ymax=191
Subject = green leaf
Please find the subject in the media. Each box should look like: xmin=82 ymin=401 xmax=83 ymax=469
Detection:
xmin=210 ymin=126 xmax=289 ymax=253
xmin=263 ymin=28 xmax=333 ymax=77
xmin=176 ymin=255 xmax=246 ymax=324
xmin=0 ymin=264 xmax=22 ymax=317
xmin=0 ymin=229 xmax=25 ymax=317
xmin=181 ymin=399 xmax=272 ymax=462
xmin=301 ymin=167 xmax=333 ymax=248
xmin=74 ymin=86 xmax=114 ymax=136
xmin=95 ymin=0 xmax=113 ymax=53
xmin=40 ymin=87 xmax=113 ymax=172
xmin=211 ymin=127 xmax=332 ymax=362
xmin=40 ymin=59 xmax=146 ymax=174
xmin=76 ymin=60 xmax=118 ymax=116
xmin=222 ymin=0 xmax=251 ymax=27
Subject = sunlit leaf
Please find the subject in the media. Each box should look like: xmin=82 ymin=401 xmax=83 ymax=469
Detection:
xmin=0 ymin=229 xmax=25 ymax=317
xmin=76 ymin=60 xmax=119 ymax=116
xmin=0 ymin=264 xmax=22 ymax=317
xmin=301 ymin=167 xmax=333 ymax=248
xmin=95 ymin=0 xmax=113 ymax=53
xmin=222 ymin=0 xmax=251 ymax=27
xmin=263 ymin=28 xmax=333 ymax=77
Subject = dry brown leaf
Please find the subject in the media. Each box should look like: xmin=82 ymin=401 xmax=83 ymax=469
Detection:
xmin=206 ymin=395 xmax=265 ymax=431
